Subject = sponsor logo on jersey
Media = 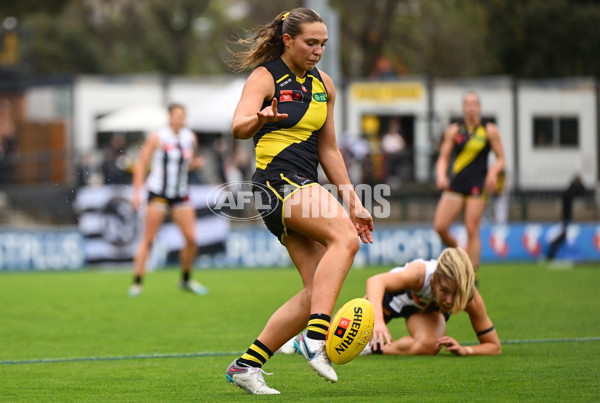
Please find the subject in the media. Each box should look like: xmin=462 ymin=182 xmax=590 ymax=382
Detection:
xmin=312 ymin=92 xmax=327 ymax=102
xmin=473 ymin=134 xmax=487 ymax=143
xmin=279 ymin=77 xmax=292 ymax=87
xmin=295 ymin=174 xmax=311 ymax=186
xmin=409 ymin=291 xmax=427 ymax=308
xmin=280 ymin=90 xmax=303 ymax=103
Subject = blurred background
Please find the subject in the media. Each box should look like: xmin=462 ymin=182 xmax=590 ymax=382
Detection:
xmin=0 ymin=0 xmax=599 ymax=269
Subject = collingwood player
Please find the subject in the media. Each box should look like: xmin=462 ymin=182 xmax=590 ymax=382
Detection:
xmin=128 ymin=104 xmax=208 ymax=297
xmin=363 ymin=247 xmax=501 ymax=356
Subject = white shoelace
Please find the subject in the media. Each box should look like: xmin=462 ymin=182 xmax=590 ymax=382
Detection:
xmin=249 ymin=367 xmax=273 ymax=384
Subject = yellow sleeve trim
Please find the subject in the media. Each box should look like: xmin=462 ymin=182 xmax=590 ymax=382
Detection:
xmin=276 ymin=74 xmax=290 ymax=83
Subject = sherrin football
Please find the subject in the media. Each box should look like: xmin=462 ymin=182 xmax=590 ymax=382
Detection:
xmin=326 ymin=298 xmax=374 ymax=365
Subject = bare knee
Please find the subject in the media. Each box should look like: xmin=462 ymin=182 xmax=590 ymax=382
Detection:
xmin=435 ymin=225 xmax=452 ymax=243
xmin=330 ymin=225 xmax=360 ymax=257
xmin=180 ymin=232 xmax=195 ymax=246
xmin=139 ymin=237 xmax=154 ymax=250
xmin=347 ymin=235 xmax=360 ymax=256
xmin=338 ymin=234 xmax=360 ymax=262
xmin=434 ymin=221 xmax=449 ymax=237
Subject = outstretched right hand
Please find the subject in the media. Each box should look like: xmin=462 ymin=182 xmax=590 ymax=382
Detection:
xmin=371 ymin=320 xmax=392 ymax=352
xmin=257 ymin=97 xmax=288 ymax=125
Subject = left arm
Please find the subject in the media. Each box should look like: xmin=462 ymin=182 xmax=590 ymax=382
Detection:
xmin=437 ymin=289 xmax=502 ymax=356
xmin=485 ymin=122 xmax=505 ymax=194
xmin=317 ymin=72 xmax=373 ymax=244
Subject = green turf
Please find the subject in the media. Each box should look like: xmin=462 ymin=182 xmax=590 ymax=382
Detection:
xmin=0 ymin=262 xmax=599 ymax=401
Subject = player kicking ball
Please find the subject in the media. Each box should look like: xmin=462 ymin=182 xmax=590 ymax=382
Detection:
xmin=224 ymin=7 xmax=373 ymax=395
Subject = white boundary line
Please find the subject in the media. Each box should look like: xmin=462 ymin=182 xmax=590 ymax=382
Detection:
xmin=0 ymin=351 xmax=243 ymax=365
xmin=2 ymin=336 xmax=599 ymax=365
xmin=501 ymin=336 xmax=600 ymax=344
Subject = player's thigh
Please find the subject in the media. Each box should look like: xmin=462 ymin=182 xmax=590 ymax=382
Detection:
xmin=171 ymin=204 xmax=196 ymax=242
xmin=434 ymin=192 xmax=464 ymax=230
xmin=464 ymin=197 xmax=486 ymax=233
xmin=406 ymin=311 xmax=447 ymax=342
xmin=142 ymin=204 xmax=168 ymax=242
xmin=284 ymin=185 xmax=356 ymax=246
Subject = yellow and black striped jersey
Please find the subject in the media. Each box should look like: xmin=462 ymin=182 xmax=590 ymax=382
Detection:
xmin=449 ymin=120 xmax=491 ymax=196
xmin=252 ymin=57 xmax=328 ymax=184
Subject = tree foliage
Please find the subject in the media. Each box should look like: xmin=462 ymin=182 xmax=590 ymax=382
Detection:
xmin=487 ymin=0 xmax=600 ymax=77
xmin=2 ymin=0 xmax=599 ymax=78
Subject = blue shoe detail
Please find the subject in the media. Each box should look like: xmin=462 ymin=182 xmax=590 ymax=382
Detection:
xmin=293 ymin=340 xmax=301 ymax=355
xmin=296 ymin=334 xmax=318 ymax=361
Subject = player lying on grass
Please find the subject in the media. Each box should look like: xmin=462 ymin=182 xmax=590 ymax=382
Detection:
xmin=362 ymin=247 xmax=501 ymax=356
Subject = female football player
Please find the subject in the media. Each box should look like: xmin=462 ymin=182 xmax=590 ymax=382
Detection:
xmin=128 ymin=104 xmax=208 ymax=297
xmin=433 ymin=92 xmax=505 ymax=284
xmin=224 ymin=8 xmax=374 ymax=395
xmin=363 ymin=247 xmax=501 ymax=356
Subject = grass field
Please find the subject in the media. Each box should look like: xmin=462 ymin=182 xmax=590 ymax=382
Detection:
xmin=1 ymin=262 xmax=599 ymax=401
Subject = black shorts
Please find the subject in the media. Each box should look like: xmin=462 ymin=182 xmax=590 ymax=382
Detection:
xmin=448 ymin=176 xmax=487 ymax=198
xmin=147 ymin=191 xmax=190 ymax=208
xmin=382 ymin=294 xmax=451 ymax=322
xmin=253 ymin=173 xmax=318 ymax=243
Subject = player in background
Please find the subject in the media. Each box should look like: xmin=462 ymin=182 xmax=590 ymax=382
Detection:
xmin=224 ymin=8 xmax=374 ymax=395
xmin=128 ymin=104 xmax=208 ymax=297
xmin=361 ymin=247 xmax=501 ymax=356
xmin=433 ymin=91 xmax=505 ymax=284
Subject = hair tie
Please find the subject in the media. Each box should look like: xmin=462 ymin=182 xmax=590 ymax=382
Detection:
xmin=282 ymin=12 xmax=290 ymax=21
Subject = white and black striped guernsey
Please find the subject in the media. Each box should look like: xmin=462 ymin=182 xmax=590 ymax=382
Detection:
xmin=145 ymin=126 xmax=196 ymax=199
xmin=382 ymin=259 xmax=438 ymax=318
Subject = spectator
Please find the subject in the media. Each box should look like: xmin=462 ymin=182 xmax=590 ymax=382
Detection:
xmin=0 ymin=99 xmax=16 ymax=184
xmin=546 ymin=175 xmax=586 ymax=260
xmin=370 ymin=55 xmax=397 ymax=80
xmin=380 ymin=118 xmax=406 ymax=182
xmin=101 ymin=132 xmax=131 ymax=185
